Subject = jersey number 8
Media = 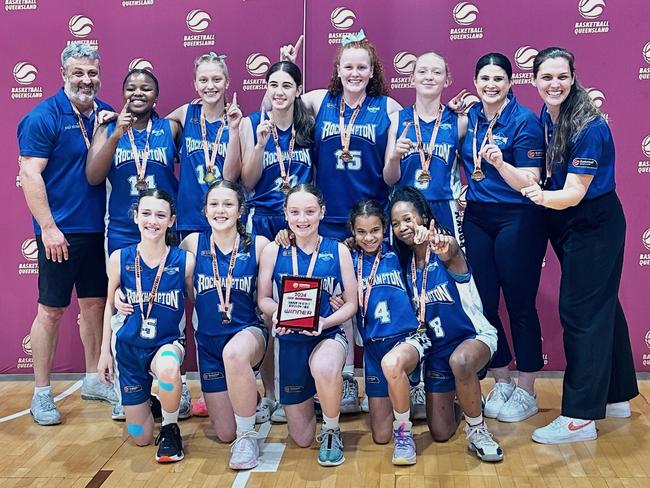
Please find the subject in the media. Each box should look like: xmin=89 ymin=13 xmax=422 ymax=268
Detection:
xmin=428 ymin=316 xmax=445 ymax=338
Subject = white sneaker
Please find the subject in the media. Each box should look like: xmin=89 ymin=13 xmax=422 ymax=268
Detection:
xmin=271 ymin=404 xmax=287 ymax=423
xmin=179 ymin=383 xmax=192 ymax=420
xmin=360 ymin=395 xmax=369 ymax=413
xmin=483 ymin=380 xmax=515 ymax=418
xmin=531 ymin=415 xmax=597 ymax=444
xmin=256 ymin=397 xmax=278 ymax=424
xmin=340 ymin=377 xmax=361 ymax=414
xmin=410 ymin=383 xmax=426 ymax=420
xmin=606 ymin=401 xmax=631 ymax=418
xmin=229 ymin=431 xmax=259 ymax=470
xmin=465 ymin=422 xmax=503 ymax=462
xmin=497 ymin=387 xmax=538 ymax=422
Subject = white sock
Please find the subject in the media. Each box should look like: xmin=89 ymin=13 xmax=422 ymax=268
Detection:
xmin=342 ymin=365 xmax=354 ymax=380
xmin=34 ymin=385 xmax=51 ymax=397
xmin=181 ymin=374 xmax=187 ymax=385
xmin=235 ymin=414 xmax=256 ymax=436
xmin=465 ymin=413 xmax=483 ymax=427
xmin=162 ymin=408 xmax=179 ymax=426
xmin=393 ymin=410 xmax=411 ymax=425
xmin=322 ymin=413 xmax=340 ymax=431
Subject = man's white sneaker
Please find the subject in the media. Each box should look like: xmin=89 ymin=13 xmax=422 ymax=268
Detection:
xmin=531 ymin=415 xmax=597 ymax=444
xmin=483 ymin=380 xmax=515 ymax=418
xmin=606 ymin=401 xmax=631 ymax=418
xmin=497 ymin=387 xmax=538 ymax=422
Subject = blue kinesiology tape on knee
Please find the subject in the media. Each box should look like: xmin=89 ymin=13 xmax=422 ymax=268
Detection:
xmin=158 ymin=380 xmax=175 ymax=392
xmin=160 ymin=350 xmax=181 ymax=364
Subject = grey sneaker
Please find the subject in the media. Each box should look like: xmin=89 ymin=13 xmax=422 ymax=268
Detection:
xmin=392 ymin=421 xmax=416 ymax=465
xmin=256 ymin=397 xmax=278 ymax=424
xmin=317 ymin=427 xmax=345 ymax=466
xmin=81 ymin=375 xmax=119 ymax=404
xmin=30 ymin=392 xmax=62 ymax=426
xmin=340 ymin=377 xmax=360 ymax=414
xmin=410 ymin=383 xmax=426 ymax=420
xmin=270 ymin=404 xmax=287 ymax=423
xmin=179 ymin=382 xmax=192 ymax=420
xmin=111 ymin=403 xmax=125 ymax=421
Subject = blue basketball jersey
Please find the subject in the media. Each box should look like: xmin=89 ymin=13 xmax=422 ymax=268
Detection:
xmin=193 ymin=231 xmax=261 ymax=336
xmin=541 ymin=106 xmax=615 ymax=200
xmin=247 ymin=111 xmax=313 ymax=216
xmin=272 ymin=237 xmax=343 ymax=342
xmin=106 ymin=115 xmax=178 ymax=246
xmin=314 ymin=93 xmax=391 ymax=223
xmin=461 ymin=94 xmax=544 ymax=204
xmin=394 ymin=106 xmax=461 ymax=201
xmin=116 ymin=245 xmax=187 ymax=348
xmin=177 ymin=104 xmax=230 ymax=231
xmin=352 ymin=243 xmax=419 ymax=342
xmin=406 ymin=254 xmax=493 ymax=352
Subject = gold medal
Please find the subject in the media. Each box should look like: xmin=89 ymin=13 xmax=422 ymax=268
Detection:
xmin=413 ymin=104 xmax=444 ymax=183
xmin=203 ymin=171 xmax=217 ymax=185
xmin=270 ymin=121 xmax=296 ymax=192
xmin=200 ymin=106 xmax=226 ymax=186
xmin=281 ymin=181 xmax=291 ymax=194
xmin=136 ymin=178 xmax=148 ymax=191
xmin=418 ymin=169 xmax=432 ymax=182
xmin=471 ymin=167 xmax=485 ymax=182
xmin=339 ymin=95 xmax=364 ymax=163
xmin=219 ymin=305 xmax=232 ymax=324
xmin=340 ymin=150 xmax=352 ymax=163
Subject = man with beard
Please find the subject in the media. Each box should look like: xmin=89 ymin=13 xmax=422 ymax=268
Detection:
xmin=17 ymin=42 xmax=118 ymax=425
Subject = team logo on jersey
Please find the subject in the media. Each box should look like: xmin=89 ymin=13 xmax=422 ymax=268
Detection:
xmin=574 ymin=0 xmax=609 ymax=35
xmin=366 ymin=376 xmax=380 ymax=384
xmin=640 ymin=228 xmax=650 ymax=267
xmin=10 ymin=62 xmax=42 ymax=100
xmin=183 ymin=9 xmax=215 ymax=47
xmin=129 ymin=58 xmax=154 ymax=71
xmin=5 ymin=0 xmax=37 ymax=11
xmin=203 ymin=371 xmax=224 ymax=380
xmin=18 ymin=238 xmax=39 ymax=276
xmin=391 ymin=51 xmax=416 ymax=90
xmin=328 ymin=7 xmax=356 ymax=44
xmin=450 ymin=2 xmax=483 ymax=40
xmin=123 ymin=385 xmax=143 ymax=393
xmin=242 ymin=53 xmax=270 ymax=92
xmin=164 ymin=266 xmax=179 ymax=275
xmin=572 ymin=158 xmax=597 ymax=169
xmin=122 ymin=0 xmax=154 ymax=6
xmin=512 ymin=46 xmax=538 ymax=86
xmin=318 ymin=253 xmax=334 ymax=262
xmin=528 ymin=149 xmax=544 ymax=159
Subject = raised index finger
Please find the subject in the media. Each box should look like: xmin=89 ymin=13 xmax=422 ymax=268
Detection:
xmin=121 ymin=99 xmax=130 ymax=113
xmin=294 ymin=34 xmax=304 ymax=54
xmin=488 ymin=129 xmax=495 ymax=145
xmin=231 ymin=91 xmax=238 ymax=107
xmin=399 ymin=121 xmax=412 ymax=139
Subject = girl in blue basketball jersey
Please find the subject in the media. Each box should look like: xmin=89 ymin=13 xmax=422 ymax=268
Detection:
xmin=240 ymin=61 xmax=314 ymax=240
xmin=86 ymin=69 xmax=180 ymax=254
xmin=342 ymin=199 xmax=430 ymax=466
xmin=167 ymin=52 xmax=243 ymax=236
xmin=458 ymin=53 xmax=547 ymax=423
xmin=521 ymin=47 xmax=638 ymax=445
xmin=257 ymin=184 xmax=357 ymax=467
xmin=97 ymin=190 xmax=195 ymax=464
xmin=385 ymin=52 xmax=466 ymax=246
xmin=390 ymin=187 xmax=502 ymax=463
xmin=180 ymin=180 xmax=269 ymax=470
xmin=281 ymin=32 xmax=400 ymax=412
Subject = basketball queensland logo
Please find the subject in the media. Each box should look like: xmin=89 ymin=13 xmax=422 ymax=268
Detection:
xmin=586 ymin=87 xmax=607 ymax=120
xmin=574 ymin=0 xmax=609 ymax=35
xmin=17 ymin=334 xmax=33 ymax=370
xmin=640 ymin=228 xmax=650 ymax=267
xmin=638 ymin=41 xmax=650 ymax=81
xmin=512 ymin=46 xmax=538 ymax=85
xmin=328 ymin=6 xmax=356 ymax=44
xmin=643 ymin=329 xmax=650 ymax=366
xmin=67 ymin=15 xmax=98 ymax=47
xmin=5 ymin=0 xmax=37 ymax=10
xmin=183 ymin=9 xmax=215 ymax=47
xmin=638 ymin=135 xmax=650 ymax=174
xmin=10 ymin=62 xmax=42 ymax=100
xmin=390 ymin=51 xmax=416 ymax=90
xmin=450 ymin=2 xmax=483 ymax=41
xmin=243 ymin=53 xmax=270 ymax=92
xmin=18 ymin=238 xmax=39 ymax=275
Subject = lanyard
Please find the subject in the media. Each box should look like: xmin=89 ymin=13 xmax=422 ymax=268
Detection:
xmin=410 ymin=246 xmax=431 ymax=329
xmin=543 ymin=121 xmax=553 ymax=187
xmin=71 ymin=102 xmax=98 ymax=149
xmin=357 ymin=249 xmax=382 ymax=319
xmin=291 ymin=236 xmax=322 ymax=278
xmin=471 ymin=102 xmax=506 ymax=182
xmin=200 ymin=106 xmax=226 ymax=183
xmin=413 ymin=105 xmax=444 ymax=182
xmin=134 ymin=245 xmax=170 ymax=322
xmin=127 ymin=118 xmax=153 ymax=189
xmin=339 ymin=95 xmax=365 ymax=163
xmin=210 ymin=234 xmax=240 ymax=323
xmin=270 ymin=122 xmax=296 ymax=192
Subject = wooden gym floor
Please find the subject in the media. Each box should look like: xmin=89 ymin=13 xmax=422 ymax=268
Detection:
xmin=1 ymin=378 xmax=649 ymax=488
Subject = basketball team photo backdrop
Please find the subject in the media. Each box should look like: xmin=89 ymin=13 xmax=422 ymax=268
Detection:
xmin=2 ymin=0 xmax=650 ymax=375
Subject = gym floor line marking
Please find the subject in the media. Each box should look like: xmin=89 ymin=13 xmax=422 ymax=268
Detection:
xmin=231 ymin=421 xmax=286 ymax=488
xmin=0 ymin=380 xmax=82 ymax=423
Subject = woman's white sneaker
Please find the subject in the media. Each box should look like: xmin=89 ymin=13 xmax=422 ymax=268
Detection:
xmin=483 ymin=380 xmax=515 ymax=418
xmin=531 ymin=415 xmax=597 ymax=444
xmin=497 ymin=387 xmax=538 ymax=422
xmin=606 ymin=401 xmax=631 ymax=418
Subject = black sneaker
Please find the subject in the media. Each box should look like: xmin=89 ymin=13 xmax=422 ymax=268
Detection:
xmin=155 ymin=423 xmax=184 ymax=463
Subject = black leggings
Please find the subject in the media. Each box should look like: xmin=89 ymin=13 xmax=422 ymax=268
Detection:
xmin=463 ymin=202 xmax=546 ymax=373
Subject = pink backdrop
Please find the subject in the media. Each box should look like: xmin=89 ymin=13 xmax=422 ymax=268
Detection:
xmin=2 ymin=0 xmax=649 ymax=374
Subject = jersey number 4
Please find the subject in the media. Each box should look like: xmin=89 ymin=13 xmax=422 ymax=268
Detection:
xmin=374 ymin=301 xmax=391 ymax=324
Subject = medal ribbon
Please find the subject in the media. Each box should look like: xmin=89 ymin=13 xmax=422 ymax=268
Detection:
xmin=357 ymin=249 xmax=382 ymax=319
xmin=472 ymin=101 xmax=506 ymax=172
xmin=271 ymin=122 xmax=296 ymax=188
xmin=135 ymin=245 xmax=170 ymax=322
xmin=291 ymin=236 xmax=322 ymax=278
xmin=413 ymin=105 xmax=444 ymax=175
xmin=71 ymin=102 xmax=98 ymax=149
xmin=410 ymin=246 xmax=432 ymax=327
xmin=127 ymin=118 xmax=153 ymax=183
xmin=339 ymin=95 xmax=365 ymax=157
xmin=210 ymin=234 xmax=240 ymax=314
xmin=200 ymin=107 xmax=226 ymax=178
